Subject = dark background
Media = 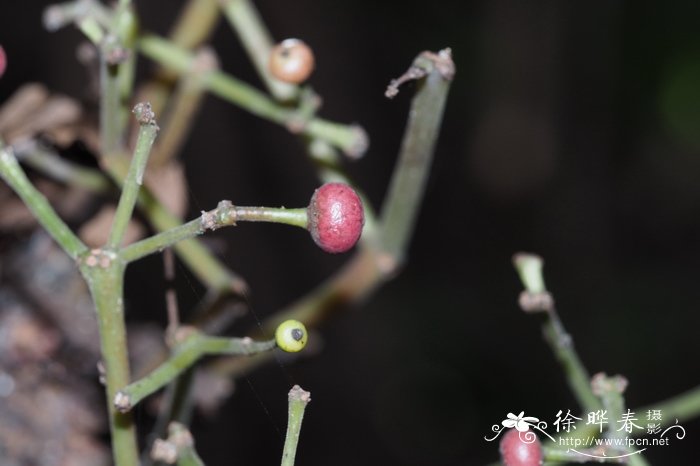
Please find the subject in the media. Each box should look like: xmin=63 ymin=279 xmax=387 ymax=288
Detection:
xmin=2 ymin=0 xmax=700 ymax=464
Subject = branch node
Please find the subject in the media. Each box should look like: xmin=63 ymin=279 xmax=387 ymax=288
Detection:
xmin=132 ymin=102 xmax=158 ymax=128
xmin=385 ymin=47 xmax=455 ymax=99
xmin=114 ymin=390 xmax=132 ymax=413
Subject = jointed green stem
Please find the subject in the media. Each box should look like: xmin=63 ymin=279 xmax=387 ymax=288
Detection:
xmin=121 ymin=202 xmax=307 ymax=263
xmin=107 ymin=103 xmax=159 ymax=249
xmin=81 ymin=260 xmax=139 ymax=466
xmin=282 ymin=385 xmax=311 ymax=466
xmin=0 ymin=142 xmax=87 ymax=260
xmin=116 ymin=332 xmax=276 ymax=412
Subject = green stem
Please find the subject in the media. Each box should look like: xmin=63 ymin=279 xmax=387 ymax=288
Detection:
xmin=15 ymin=141 xmax=111 ymax=192
xmin=121 ymin=202 xmax=307 ymax=263
xmin=169 ymin=0 xmax=220 ymax=50
xmin=220 ymin=0 xmax=297 ymax=101
xmin=634 ymin=385 xmax=700 ymax=430
xmin=116 ymin=332 xmax=276 ymax=412
xmin=100 ymin=36 xmax=125 ymax=155
xmin=543 ymin=445 xmax=624 ymax=463
xmin=178 ymin=447 xmax=205 ymax=466
xmin=282 ymin=385 xmax=311 ymax=466
xmin=107 ymin=103 xmax=159 ymax=249
xmin=105 ymin=154 xmax=248 ymax=293
xmin=0 ymin=143 xmax=87 ymax=259
xmin=543 ymin=310 xmax=602 ymax=414
xmin=151 ymin=48 xmax=214 ymax=167
xmin=137 ymin=34 xmax=366 ymax=156
xmin=379 ymin=49 xmax=454 ymax=264
xmin=80 ymin=258 xmax=139 ymax=466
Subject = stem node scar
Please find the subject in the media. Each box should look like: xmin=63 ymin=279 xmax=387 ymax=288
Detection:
xmin=385 ymin=48 xmax=455 ymax=99
xmin=132 ymin=101 xmax=158 ymax=128
xmin=114 ymin=390 xmax=132 ymax=413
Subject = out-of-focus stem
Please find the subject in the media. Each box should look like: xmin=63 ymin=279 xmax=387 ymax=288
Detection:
xmin=150 ymin=48 xmax=217 ymax=167
xmin=635 ymin=385 xmax=700 ymax=430
xmin=220 ymin=0 xmax=297 ymax=101
xmin=138 ymin=34 xmax=367 ymax=157
xmin=0 ymin=142 xmax=87 ymax=260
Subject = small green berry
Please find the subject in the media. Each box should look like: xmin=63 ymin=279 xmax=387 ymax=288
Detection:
xmin=275 ymin=319 xmax=308 ymax=353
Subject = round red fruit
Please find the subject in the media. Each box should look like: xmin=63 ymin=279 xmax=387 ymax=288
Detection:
xmin=307 ymin=183 xmax=364 ymax=254
xmin=0 ymin=45 xmax=6 ymax=78
xmin=499 ymin=429 xmax=543 ymax=466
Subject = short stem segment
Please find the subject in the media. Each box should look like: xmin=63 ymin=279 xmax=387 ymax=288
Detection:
xmin=0 ymin=142 xmax=87 ymax=259
xmin=116 ymin=331 xmax=276 ymax=412
xmin=107 ymin=102 xmax=159 ymax=249
xmin=634 ymin=385 xmax=700 ymax=430
xmin=282 ymin=385 xmax=311 ymax=466
xmin=80 ymin=257 xmax=139 ymax=466
xmin=120 ymin=202 xmax=307 ymax=263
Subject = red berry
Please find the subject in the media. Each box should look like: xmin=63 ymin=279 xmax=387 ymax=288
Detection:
xmin=268 ymin=39 xmax=315 ymax=84
xmin=307 ymin=183 xmax=364 ymax=253
xmin=499 ymin=429 xmax=543 ymax=466
xmin=0 ymin=45 xmax=6 ymax=78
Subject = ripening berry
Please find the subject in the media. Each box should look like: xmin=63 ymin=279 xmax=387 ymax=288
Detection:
xmin=307 ymin=182 xmax=364 ymax=254
xmin=275 ymin=320 xmax=308 ymax=353
xmin=499 ymin=429 xmax=543 ymax=466
xmin=268 ymin=39 xmax=315 ymax=84
xmin=0 ymin=45 xmax=6 ymax=78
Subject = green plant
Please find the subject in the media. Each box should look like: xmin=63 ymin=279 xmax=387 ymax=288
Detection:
xmin=0 ymin=0 xmax=454 ymax=464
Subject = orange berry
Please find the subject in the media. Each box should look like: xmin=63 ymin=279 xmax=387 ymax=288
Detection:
xmin=268 ymin=39 xmax=315 ymax=84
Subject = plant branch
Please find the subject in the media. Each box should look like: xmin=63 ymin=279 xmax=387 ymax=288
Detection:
xmin=282 ymin=385 xmax=311 ymax=466
xmin=542 ymin=311 xmax=602 ymax=414
xmin=513 ymin=253 xmax=602 ymax=414
xmin=137 ymin=34 xmax=367 ymax=157
xmin=208 ymin=49 xmax=454 ymax=377
xmin=634 ymin=385 xmax=700 ymax=430
xmin=150 ymin=422 xmax=205 ymax=466
xmin=115 ymin=331 xmax=276 ymax=413
xmin=220 ymin=0 xmax=297 ymax=101
xmin=80 ymin=257 xmax=139 ymax=466
xmin=0 ymin=141 xmax=87 ymax=260
xmin=378 ymin=48 xmax=455 ymax=264
xmin=100 ymin=35 xmax=126 ymax=155
xmin=14 ymin=140 xmax=112 ymax=192
xmin=121 ymin=201 xmax=307 ymax=263
xmin=150 ymin=48 xmax=216 ymax=167
xmin=107 ymin=102 xmax=159 ymax=249
xmin=103 ymin=155 xmax=249 ymax=294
